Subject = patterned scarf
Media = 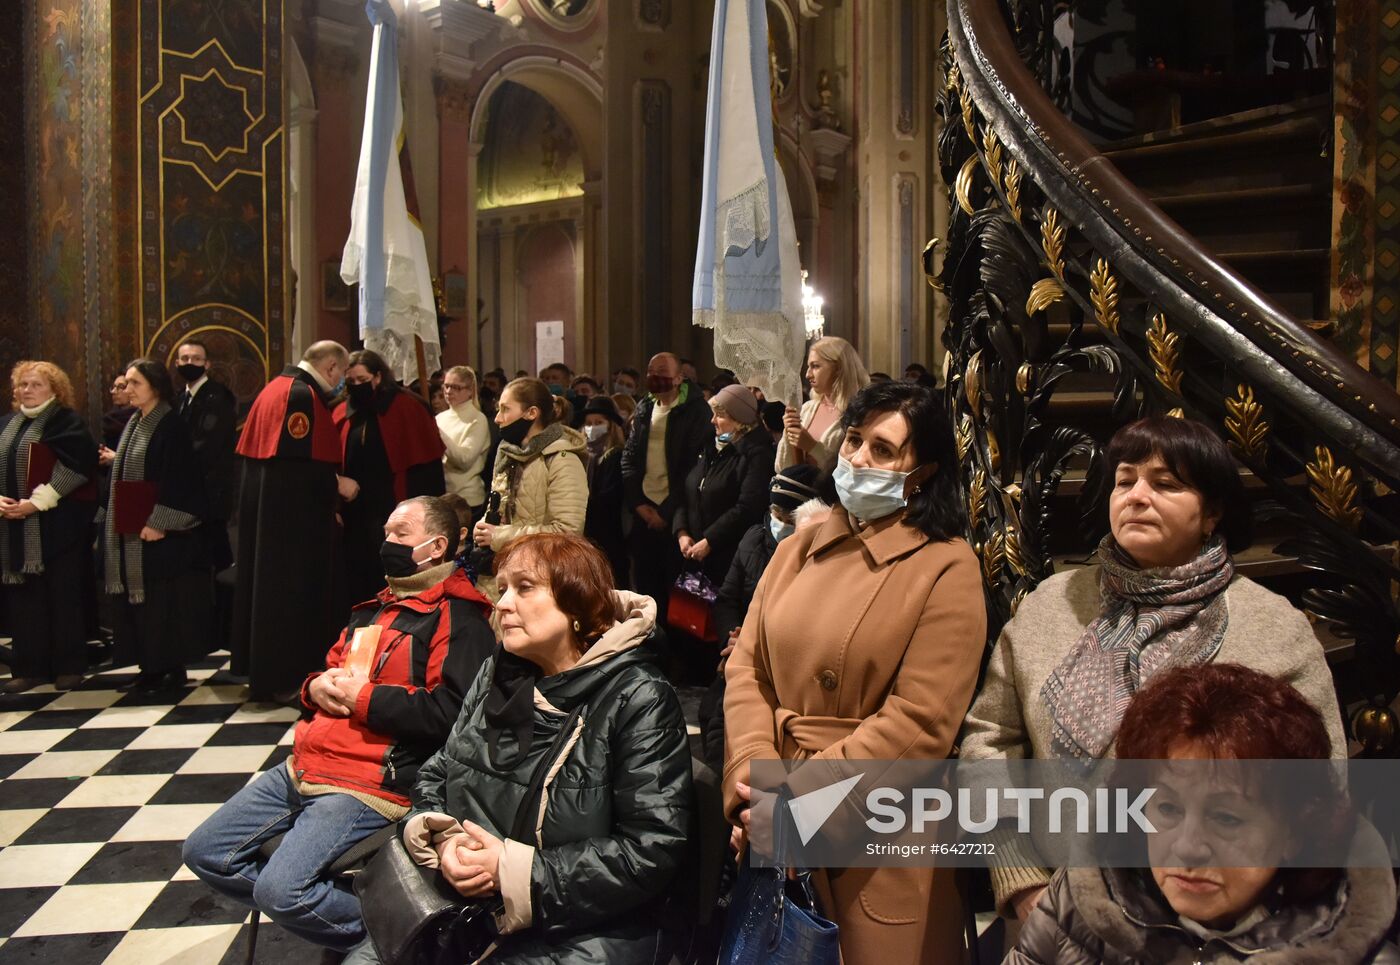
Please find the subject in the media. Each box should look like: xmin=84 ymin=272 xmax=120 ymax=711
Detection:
xmin=1041 ymin=534 xmax=1234 ymax=761
xmin=105 ymin=403 xmax=170 ymax=604
xmin=0 ymin=404 xmax=56 ymax=583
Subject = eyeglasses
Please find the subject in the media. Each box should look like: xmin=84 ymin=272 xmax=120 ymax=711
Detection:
xmin=444 ymin=383 xmax=470 ymax=392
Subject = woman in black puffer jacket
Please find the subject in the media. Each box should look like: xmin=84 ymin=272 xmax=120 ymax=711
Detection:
xmin=673 ymin=384 xmax=775 ymax=586
xmin=346 ymin=532 xmax=693 ymax=965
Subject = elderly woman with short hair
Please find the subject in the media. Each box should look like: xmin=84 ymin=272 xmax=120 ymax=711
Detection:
xmin=960 ymin=416 xmax=1347 ymax=923
xmin=344 ymin=532 xmax=693 ymax=964
xmin=1010 ymin=663 xmax=1399 ymax=964
xmin=0 ymin=361 xmax=99 ymax=693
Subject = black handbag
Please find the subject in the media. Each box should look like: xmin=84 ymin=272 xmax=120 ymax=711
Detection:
xmin=356 ymin=704 xmax=586 ymax=965
xmin=467 ymin=490 xmax=502 ymax=579
xmin=355 ymin=837 xmax=501 ymax=965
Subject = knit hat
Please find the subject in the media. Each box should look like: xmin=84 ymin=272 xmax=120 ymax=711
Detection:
xmin=711 ymin=384 xmax=760 ymax=425
xmin=770 ymin=463 xmax=820 ymax=513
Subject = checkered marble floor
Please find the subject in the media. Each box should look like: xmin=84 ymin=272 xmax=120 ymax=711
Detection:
xmin=0 ymin=652 xmax=331 ymax=964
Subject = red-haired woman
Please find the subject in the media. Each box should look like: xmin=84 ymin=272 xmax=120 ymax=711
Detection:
xmin=0 ymin=361 xmax=99 ymax=693
xmin=1010 ymin=663 xmax=1399 ymax=963
xmin=344 ymin=533 xmax=693 ymax=964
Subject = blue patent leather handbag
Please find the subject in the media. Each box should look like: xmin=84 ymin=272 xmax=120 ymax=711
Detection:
xmin=717 ymin=859 xmax=840 ymax=965
xmin=718 ymin=790 xmax=840 ymax=965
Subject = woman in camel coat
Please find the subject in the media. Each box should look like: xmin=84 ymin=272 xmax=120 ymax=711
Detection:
xmin=724 ymin=381 xmax=986 ymax=964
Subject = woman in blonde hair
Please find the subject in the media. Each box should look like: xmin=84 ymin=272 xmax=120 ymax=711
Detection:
xmin=437 ymin=365 xmax=491 ymax=522
xmin=0 ymin=362 xmax=100 ymax=693
xmin=776 ymin=335 xmax=870 ymax=471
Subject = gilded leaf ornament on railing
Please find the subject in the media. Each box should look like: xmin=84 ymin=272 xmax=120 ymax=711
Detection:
xmin=1307 ymin=446 xmax=1363 ymax=530
xmin=959 ymin=75 xmax=977 ymax=148
xmin=1003 ymin=157 xmax=1022 ymax=221
xmin=969 ymin=469 xmax=987 ymax=529
xmin=1041 ymin=207 xmax=1066 ymax=278
xmin=1026 ymin=206 xmax=1067 ymax=315
xmin=1225 ymin=383 xmax=1270 ymax=459
xmin=1005 ymin=525 xmax=1026 ymax=577
xmin=983 ymin=126 xmax=1003 ymax=188
xmin=981 ymin=529 xmax=1006 ymax=587
xmin=955 ymin=155 xmax=979 ymax=216
xmin=1089 ymin=258 xmax=1120 ymax=335
xmin=955 ymin=415 xmax=973 ymax=462
xmin=1147 ymin=311 xmax=1183 ymax=394
xmin=965 ymin=349 xmax=983 ymax=416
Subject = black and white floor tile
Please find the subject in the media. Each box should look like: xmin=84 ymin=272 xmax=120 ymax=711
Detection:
xmin=0 ymin=652 xmax=330 ymax=964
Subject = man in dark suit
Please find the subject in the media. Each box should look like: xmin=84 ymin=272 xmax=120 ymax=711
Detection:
xmin=174 ymin=338 xmax=238 ymax=571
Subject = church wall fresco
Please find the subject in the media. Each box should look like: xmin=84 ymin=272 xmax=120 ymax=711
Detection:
xmin=117 ymin=0 xmax=287 ymax=406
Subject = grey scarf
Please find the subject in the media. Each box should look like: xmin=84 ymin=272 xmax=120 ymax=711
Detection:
xmin=0 ymin=405 xmax=56 ymax=582
xmin=1041 ymin=535 xmax=1234 ymax=761
xmin=104 ymin=402 xmax=197 ymax=604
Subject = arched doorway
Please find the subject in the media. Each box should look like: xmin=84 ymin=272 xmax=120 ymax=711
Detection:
xmin=467 ymin=56 xmax=602 ymax=379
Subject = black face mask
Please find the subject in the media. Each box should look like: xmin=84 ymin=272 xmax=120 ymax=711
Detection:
xmin=646 ymin=374 xmax=675 ymax=395
xmin=498 ymin=417 xmax=531 ymax=447
xmin=380 ymin=538 xmax=435 ymax=578
xmin=176 ymin=363 xmax=205 ymax=383
xmin=347 ymin=382 xmax=376 ymax=407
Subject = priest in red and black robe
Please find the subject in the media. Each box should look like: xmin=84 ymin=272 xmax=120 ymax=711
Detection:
xmin=334 ymin=349 xmax=445 ymax=606
xmin=231 ymin=341 xmax=351 ymax=701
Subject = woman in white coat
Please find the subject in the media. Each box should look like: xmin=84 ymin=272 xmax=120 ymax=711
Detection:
xmin=436 ymin=366 xmax=492 ymax=521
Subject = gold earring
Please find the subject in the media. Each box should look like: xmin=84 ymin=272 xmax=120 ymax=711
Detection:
xmin=572 ymin=619 xmax=581 ymax=632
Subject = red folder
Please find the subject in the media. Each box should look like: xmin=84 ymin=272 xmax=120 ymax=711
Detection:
xmin=112 ymin=481 xmax=159 ymax=535
xmin=26 ymin=442 xmax=57 ymax=491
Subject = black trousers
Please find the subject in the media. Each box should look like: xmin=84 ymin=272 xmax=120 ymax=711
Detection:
xmin=112 ymin=568 xmax=213 ymax=676
xmin=4 ymin=542 xmax=89 ymax=680
xmin=628 ymin=516 xmax=681 ymax=625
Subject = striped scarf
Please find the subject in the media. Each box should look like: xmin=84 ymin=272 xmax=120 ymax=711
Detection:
xmin=1042 ymin=534 xmax=1234 ymax=761
xmin=105 ymin=403 xmax=170 ymax=604
xmin=0 ymin=404 xmax=55 ymax=583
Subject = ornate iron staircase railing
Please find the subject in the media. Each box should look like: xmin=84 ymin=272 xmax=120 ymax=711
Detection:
xmin=934 ymin=0 xmax=1400 ymax=753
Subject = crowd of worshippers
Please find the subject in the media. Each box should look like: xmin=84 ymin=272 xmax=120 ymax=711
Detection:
xmin=1 ymin=339 xmax=1396 ymax=964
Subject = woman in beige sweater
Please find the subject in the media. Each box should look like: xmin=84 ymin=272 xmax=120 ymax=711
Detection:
xmin=775 ymin=335 xmax=869 ymax=471
xmin=960 ymin=416 xmax=1346 ymax=922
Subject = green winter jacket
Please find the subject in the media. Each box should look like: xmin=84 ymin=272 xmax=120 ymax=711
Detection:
xmin=407 ymin=590 xmax=694 ymax=963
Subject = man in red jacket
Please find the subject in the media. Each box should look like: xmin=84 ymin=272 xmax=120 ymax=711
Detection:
xmin=183 ymin=496 xmax=495 ymax=954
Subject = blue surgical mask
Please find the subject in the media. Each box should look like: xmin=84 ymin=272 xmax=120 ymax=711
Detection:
xmin=716 ymin=432 xmax=733 ymax=445
xmin=768 ymin=513 xmax=794 ymax=543
xmin=331 ymin=377 xmax=346 ymax=396
xmin=833 ymin=454 xmax=910 ymax=521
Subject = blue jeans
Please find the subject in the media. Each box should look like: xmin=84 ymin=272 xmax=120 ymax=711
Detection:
xmin=182 ymin=762 xmax=389 ymax=951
